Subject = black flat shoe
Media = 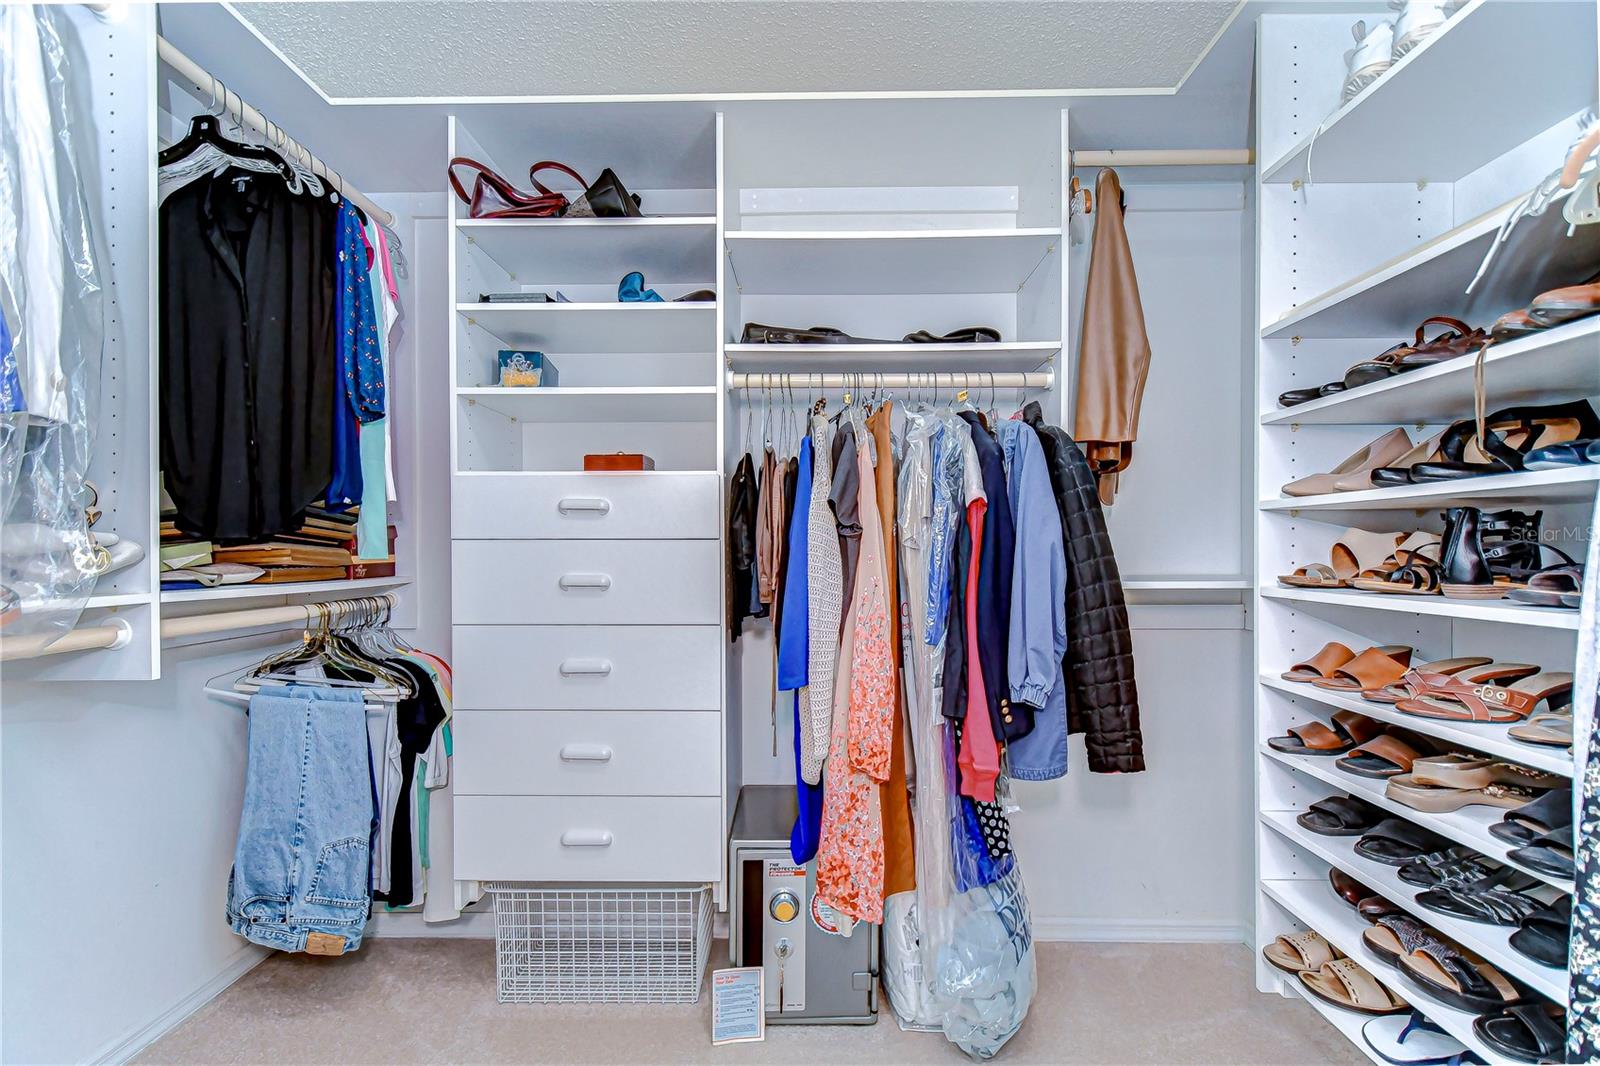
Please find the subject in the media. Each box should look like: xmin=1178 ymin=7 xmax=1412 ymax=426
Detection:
xmin=739 ymin=322 xmax=890 ymax=344
xmin=903 ymin=326 xmax=1001 ymax=344
xmin=1509 ymin=896 xmax=1570 ymax=968
xmin=1472 ymin=1003 xmax=1566 ymax=1064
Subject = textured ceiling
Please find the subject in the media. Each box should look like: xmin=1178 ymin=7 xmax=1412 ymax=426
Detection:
xmin=229 ymin=0 xmax=1241 ymax=99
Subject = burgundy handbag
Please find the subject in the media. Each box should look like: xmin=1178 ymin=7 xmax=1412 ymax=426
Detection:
xmin=530 ymin=161 xmax=644 ymax=218
xmin=447 ymin=157 xmax=569 ymax=219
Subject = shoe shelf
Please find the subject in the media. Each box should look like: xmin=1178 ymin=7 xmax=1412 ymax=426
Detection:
xmin=1260 ymin=745 xmax=1572 ymax=892
xmin=1260 ymin=810 xmax=1567 ymax=1003
xmin=1259 ymin=675 xmax=1574 ymax=778
xmin=722 ymin=228 xmax=1061 ymax=295
xmin=456 ymin=217 xmax=718 ymax=286
xmin=1260 ymin=186 xmax=1600 ymax=341
xmin=455 ymin=301 xmax=716 ymax=353
xmin=723 ymin=340 xmax=1061 ymax=373
xmin=1260 ymin=466 xmax=1600 ymax=514
xmin=458 ymin=386 xmax=718 ymax=423
xmin=1261 ymin=0 xmax=1598 ymax=186
xmin=1261 ymin=318 xmax=1600 ymax=427
xmin=1259 ymin=586 xmax=1582 ymax=631
xmin=1261 ymin=878 xmax=1507 ymax=1065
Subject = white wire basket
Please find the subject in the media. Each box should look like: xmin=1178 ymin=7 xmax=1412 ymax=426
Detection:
xmin=488 ymin=884 xmax=713 ymax=1004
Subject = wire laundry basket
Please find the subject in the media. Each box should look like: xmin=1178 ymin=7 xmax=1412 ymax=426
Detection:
xmin=488 ymin=884 xmax=712 ymax=1003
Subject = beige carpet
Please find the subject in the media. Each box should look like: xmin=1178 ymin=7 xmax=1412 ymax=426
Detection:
xmin=138 ymin=939 xmax=1364 ymax=1065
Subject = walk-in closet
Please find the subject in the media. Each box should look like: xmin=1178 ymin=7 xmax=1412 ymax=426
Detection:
xmin=2 ymin=2 xmax=1596 ymax=1063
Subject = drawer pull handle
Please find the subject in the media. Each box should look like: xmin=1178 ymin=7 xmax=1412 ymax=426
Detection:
xmin=557 ymin=497 xmax=612 ymax=516
xmin=560 ymin=829 xmax=613 ymax=848
xmin=559 ymin=658 xmax=613 ymax=677
xmin=560 ymin=744 xmax=613 ymax=762
xmin=558 ymin=573 xmax=613 ymax=591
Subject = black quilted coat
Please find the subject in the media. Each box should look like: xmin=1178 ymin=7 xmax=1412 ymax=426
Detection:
xmin=1021 ymin=402 xmax=1145 ymax=773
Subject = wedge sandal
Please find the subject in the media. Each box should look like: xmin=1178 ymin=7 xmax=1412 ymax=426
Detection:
xmin=1398 ymin=941 xmax=1521 ymax=1013
xmin=1268 ymin=710 xmax=1385 ymax=756
xmin=1281 ymin=641 xmax=1356 ymax=683
xmin=1298 ymin=958 xmax=1409 ymax=1016
xmin=1385 ymin=775 xmax=1540 ymax=814
xmin=1472 ymin=1002 xmax=1566 ymax=1064
xmin=1395 ymin=670 xmax=1574 ymax=724
xmin=1362 ymin=660 xmax=1531 ymax=704
xmin=1296 ymin=795 xmax=1385 ymax=836
xmin=1407 ymin=754 xmax=1563 ymax=791
xmin=1263 ymin=929 xmax=1341 ymax=974
xmin=1311 ymin=645 xmax=1415 ymax=693
xmin=1336 ymin=734 xmax=1426 ymax=779
xmin=1281 ymin=529 xmax=1408 ymax=588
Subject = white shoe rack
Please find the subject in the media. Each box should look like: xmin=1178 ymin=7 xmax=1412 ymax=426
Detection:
xmin=1252 ymin=3 xmax=1598 ymax=1063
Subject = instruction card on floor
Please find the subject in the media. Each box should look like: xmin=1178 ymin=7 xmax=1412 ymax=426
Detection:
xmin=711 ymin=967 xmax=765 ymax=1045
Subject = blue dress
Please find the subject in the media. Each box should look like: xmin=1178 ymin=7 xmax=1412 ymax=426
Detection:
xmin=777 ymin=436 xmax=823 ymax=863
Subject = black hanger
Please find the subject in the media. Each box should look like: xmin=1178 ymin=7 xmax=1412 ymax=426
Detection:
xmin=160 ymin=113 xmax=294 ymax=182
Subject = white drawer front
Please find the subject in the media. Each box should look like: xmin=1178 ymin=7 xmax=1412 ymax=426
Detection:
xmin=453 ymin=540 xmax=720 ymax=625
xmin=454 ymin=710 xmax=721 ymax=796
xmin=453 ymin=795 xmax=722 ymax=882
xmin=453 ymin=625 xmax=722 ymax=710
xmin=453 ymin=474 xmax=720 ymax=540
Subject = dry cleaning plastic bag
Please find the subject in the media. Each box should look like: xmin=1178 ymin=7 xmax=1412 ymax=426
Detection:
xmin=933 ymin=859 xmax=1036 ymax=1060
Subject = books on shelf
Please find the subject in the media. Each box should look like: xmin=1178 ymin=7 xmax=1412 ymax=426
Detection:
xmin=212 ymin=542 xmax=354 ymax=568
xmin=249 ymin=566 xmax=352 ymax=584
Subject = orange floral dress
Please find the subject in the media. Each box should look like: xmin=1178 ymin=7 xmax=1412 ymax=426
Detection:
xmin=816 ymin=424 xmax=894 ymax=925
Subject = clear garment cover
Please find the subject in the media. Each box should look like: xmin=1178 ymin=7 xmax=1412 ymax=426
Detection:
xmin=0 ymin=3 xmax=106 ymax=641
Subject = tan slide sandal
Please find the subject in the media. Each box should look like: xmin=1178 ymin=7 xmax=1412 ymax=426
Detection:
xmin=1359 ymin=658 xmax=1502 ymax=703
xmin=1348 ymin=532 xmax=1442 ymax=594
xmin=1263 ymin=930 xmax=1341 ymax=975
xmin=1385 ymin=775 xmax=1540 ymax=813
xmin=1311 ymin=645 xmax=1414 ymax=692
xmin=1281 ymin=642 xmax=1355 ymax=683
xmin=1280 ymin=529 xmax=1406 ymax=589
xmin=1509 ymin=710 xmax=1574 ymax=748
xmin=1281 ymin=428 xmax=1414 ymax=498
xmin=1408 ymin=754 xmax=1564 ymax=791
xmin=1397 ymin=670 xmax=1574 ymax=724
xmin=1298 ymin=958 xmax=1409 ymax=1016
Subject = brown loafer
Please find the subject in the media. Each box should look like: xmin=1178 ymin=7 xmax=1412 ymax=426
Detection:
xmin=1529 ymin=279 xmax=1600 ymax=326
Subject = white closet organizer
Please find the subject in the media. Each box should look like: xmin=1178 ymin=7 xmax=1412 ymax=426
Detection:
xmin=1252 ymin=3 xmax=1598 ymax=1062
xmin=447 ymin=98 xmax=1073 ymax=903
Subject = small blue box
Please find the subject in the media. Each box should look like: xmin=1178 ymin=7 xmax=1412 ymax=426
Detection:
xmin=497 ymin=350 xmax=559 ymax=387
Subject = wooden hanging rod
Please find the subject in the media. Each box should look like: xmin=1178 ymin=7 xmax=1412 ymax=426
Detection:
xmin=156 ymin=36 xmax=396 ymax=227
xmin=728 ymin=370 xmax=1053 ymax=390
xmin=0 ymin=593 xmax=399 ymax=662
xmin=1071 ymin=149 xmax=1254 ymax=168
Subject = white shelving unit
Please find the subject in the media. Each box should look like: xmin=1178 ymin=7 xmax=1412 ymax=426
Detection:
xmin=1253 ymin=6 xmax=1593 ymax=1060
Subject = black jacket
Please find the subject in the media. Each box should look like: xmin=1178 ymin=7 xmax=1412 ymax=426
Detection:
xmin=1022 ymin=402 xmax=1144 ymax=773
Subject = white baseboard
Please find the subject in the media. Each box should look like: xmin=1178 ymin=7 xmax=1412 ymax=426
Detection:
xmin=1031 ymin=916 xmax=1249 ymax=944
xmin=91 ymin=945 xmax=267 ymax=1065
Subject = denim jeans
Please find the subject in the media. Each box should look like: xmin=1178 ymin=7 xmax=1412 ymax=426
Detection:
xmin=227 ymin=684 xmax=372 ymax=955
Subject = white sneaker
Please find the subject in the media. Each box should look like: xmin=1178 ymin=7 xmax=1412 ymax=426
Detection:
xmin=1342 ymin=19 xmax=1395 ymax=103
xmin=1390 ymin=0 xmax=1448 ymax=60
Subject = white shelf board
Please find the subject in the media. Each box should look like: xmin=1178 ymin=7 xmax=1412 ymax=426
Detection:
xmin=1261 ymin=745 xmax=1571 ymax=892
xmin=1260 ymin=0 xmax=1599 ymax=185
xmin=1260 ymin=809 xmax=1567 ymax=1003
xmin=1262 ymin=317 xmax=1600 ymax=426
xmin=1259 ymin=674 xmax=1573 ymax=778
xmin=159 ymin=576 xmax=410 ymax=605
xmin=457 ymin=302 xmax=715 ymax=353
xmin=458 ymin=386 xmax=717 ymax=423
xmin=1122 ymin=576 xmax=1253 ymax=591
xmin=1260 ymin=585 xmax=1581 ymax=630
xmin=723 ymin=228 xmax=1061 ymax=295
xmin=1261 ymin=189 xmax=1600 ymax=340
xmin=1261 ymin=879 xmax=1506 ymax=1065
xmin=458 ymin=217 xmax=717 ymax=285
xmin=723 ymin=341 xmax=1060 ymax=373
xmin=1261 ymin=466 xmax=1600 ymax=513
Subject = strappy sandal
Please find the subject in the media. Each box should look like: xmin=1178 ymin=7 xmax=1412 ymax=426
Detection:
xmin=1396 ymin=670 xmax=1574 ymax=724
xmin=1398 ymin=940 xmax=1521 ymax=1013
xmin=1280 ymin=641 xmax=1355 ymax=683
xmin=1311 ymin=645 xmax=1414 ymax=692
xmin=1385 ymin=776 xmax=1541 ymax=814
xmin=1362 ymin=660 xmax=1530 ymax=704
xmin=1349 ymin=536 xmax=1445 ymax=595
xmin=1296 ymin=795 xmax=1385 ymax=836
xmin=1395 ymin=847 xmax=1491 ymax=888
xmin=1336 ymin=734 xmax=1426 ymax=779
xmin=1415 ymin=884 xmax=1543 ymax=927
xmin=1506 ymin=564 xmax=1585 ymax=608
xmin=1508 ymin=710 xmax=1573 ymax=748
xmin=1472 ymin=1002 xmax=1566 ymax=1064
xmin=1390 ymin=316 xmax=1491 ymax=372
xmin=1298 ymin=958 xmax=1410 ymax=1016
xmin=1280 ymin=529 xmax=1407 ymax=588
xmin=1507 ymin=829 xmax=1575 ymax=881
xmin=1509 ymin=896 xmax=1570 ymax=968
xmin=1407 ymin=754 xmax=1563 ymax=791
xmin=1355 ymin=818 xmax=1451 ymax=866
xmin=1263 ymin=929 xmax=1342 ymax=974
xmin=1362 ymin=914 xmax=1448 ymax=966
xmin=1268 ymin=710 xmax=1384 ymax=756
xmin=1489 ymin=789 xmax=1572 ymax=847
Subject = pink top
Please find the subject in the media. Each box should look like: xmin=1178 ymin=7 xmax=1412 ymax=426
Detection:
xmin=957 ymin=498 xmax=1000 ymax=803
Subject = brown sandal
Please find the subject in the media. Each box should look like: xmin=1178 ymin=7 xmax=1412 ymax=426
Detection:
xmin=1397 ymin=670 xmax=1574 ymax=724
xmin=1336 ymin=734 xmax=1426 ymax=779
xmin=1280 ymin=529 xmax=1406 ymax=588
xmin=1358 ymin=658 xmax=1504 ymax=703
xmin=1311 ymin=645 xmax=1414 ymax=692
xmin=1281 ymin=642 xmax=1356 ymax=683
xmin=1268 ymin=710 xmax=1385 ymax=756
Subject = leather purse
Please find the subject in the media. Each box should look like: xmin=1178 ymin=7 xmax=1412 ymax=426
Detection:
xmin=448 ymin=157 xmax=568 ymax=219
xmin=532 ymin=161 xmax=644 ymax=218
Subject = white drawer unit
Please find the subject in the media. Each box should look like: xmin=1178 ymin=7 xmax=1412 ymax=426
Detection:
xmin=453 ymin=795 xmax=723 ymax=882
xmin=453 ymin=710 xmax=721 ymax=797
xmin=452 ymin=539 xmax=720 ymax=626
xmin=453 ymin=624 xmax=722 ymax=710
xmin=452 ymin=473 xmax=721 ymax=540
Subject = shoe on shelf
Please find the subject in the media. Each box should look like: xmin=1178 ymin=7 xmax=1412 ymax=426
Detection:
xmin=1388 ymin=0 xmax=1448 ymax=60
xmin=1342 ymin=19 xmax=1395 ymax=103
xmin=1410 ymin=399 xmax=1600 ymax=480
xmin=1280 ymin=427 xmax=1412 ymax=497
xmin=1278 ymin=528 xmax=1406 ymax=588
xmin=1367 ymin=431 xmax=1448 ymax=488
xmin=1529 ymin=277 xmax=1600 ymax=327
xmin=1437 ymin=506 xmax=1545 ymax=599
xmin=1524 ymin=438 xmax=1600 ymax=469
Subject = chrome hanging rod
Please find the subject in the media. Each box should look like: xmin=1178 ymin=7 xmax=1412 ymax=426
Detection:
xmin=727 ymin=370 xmax=1052 ymax=390
xmin=0 ymin=593 xmax=400 ymax=662
xmin=1071 ymin=149 xmax=1254 ymax=168
xmin=156 ymin=36 xmax=396 ymax=227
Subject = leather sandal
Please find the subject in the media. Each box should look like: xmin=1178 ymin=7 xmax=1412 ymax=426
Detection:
xmin=1508 ymin=710 xmax=1574 ymax=748
xmin=1413 ymin=399 xmax=1600 ymax=481
xmin=1355 ymin=818 xmax=1451 ymax=866
xmin=1472 ymin=1002 xmax=1566 ymax=1063
xmin=1267 ymin=709 xmax=1384 ymax=756
xmin=739 ymin=322 xmax=892 ymax=344
xmin=1390 ymin=316 xmax=1490 ymax=372
xmin=1310 ymin=645 xmax=1414 ymax=692
xmin=1336 ymin=734 xmax=1426 ymax=779
xmin=1296 ymin=795 xmax=1385 ymax=836
xmin=1508 ymin=896 xmax=1570 ymax=968
xmin=1386 ymin=775 xmax=1541 ymax=813
xmin=1362 ymin=914 xmax=1446 ymax=967
xmin=1396 ymin=670 xmax=1573 ymax=724
xmin=1343 ymin=340 xmax=1419 ymax=389
xmin=1280 ymin=529 xmax=1406 ymax=588
xmin=1348 ymin=534 xmax=1443 ymax=594
xmin=1360 ymin=658 xmax=1502 ymax=703
xmin=1407 ymin=754 xmax=1561 ymax=791
xmin=1398 ymin=940 xmax=1520 ymax=1013
xmin=1298 ymin=958 xmax=1409 ymax=1016
xmin=1280 ymin=642 xmax=1355 ymax=683
xmin=1396 ymin=848 xmax=1498 ymax=889
xmin=1490 ymin=307 xmax=1544 ymax=343
xmin=1489 ymin=788 xmax=1572 ymax=847
xmin=1263 ymin=929 xmax=1341 ymax=974
xmin=1507 ymin=829 xmax=1575 ymax=881
xmin=1281 ymin=428 xmax=1414 ymax=497
xmin=1415 ymin=883 xmax=1542 ymax=926
xmin=1506 ymin=564 xmax=1585 ymax=608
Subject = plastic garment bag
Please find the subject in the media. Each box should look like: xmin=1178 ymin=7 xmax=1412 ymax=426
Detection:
xmin=933 ymin=859 xmax=1036 ymax=1060
xmin=0 ymin=4 xmax=105 ymax=639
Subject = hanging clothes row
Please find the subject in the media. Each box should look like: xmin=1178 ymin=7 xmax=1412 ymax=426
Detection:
xmin=215 ymin=601 xmax=452 ymax=956
xmin=158 ymin=112 xmax=402 ymax=558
